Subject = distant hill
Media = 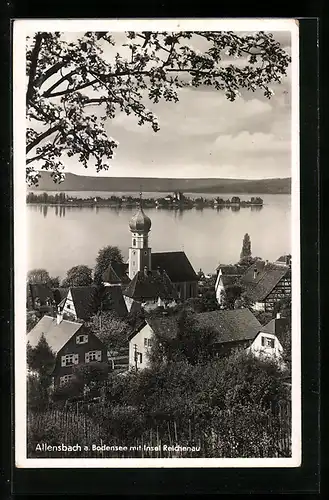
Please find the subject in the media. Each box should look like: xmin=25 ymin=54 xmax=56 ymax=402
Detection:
xmin=29 ymin=172 xmax=291 ymax=194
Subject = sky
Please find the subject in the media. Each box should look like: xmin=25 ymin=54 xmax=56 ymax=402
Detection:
xmin=31 ymin=30 xmax=293 ymax=180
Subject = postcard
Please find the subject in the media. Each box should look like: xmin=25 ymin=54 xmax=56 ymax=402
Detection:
xmin=14 ymin=18 xmax=300 ymax=468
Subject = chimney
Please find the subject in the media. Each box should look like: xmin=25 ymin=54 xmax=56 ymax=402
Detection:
xmin=56 ymin=306 xmax=63 ymax=325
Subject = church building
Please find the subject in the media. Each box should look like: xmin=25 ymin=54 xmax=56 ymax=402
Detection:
xmin=102 ymin=195 xmax=198 ymax=308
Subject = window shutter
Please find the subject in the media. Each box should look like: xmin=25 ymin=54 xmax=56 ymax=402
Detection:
xmin=97 ymin=351 xmax=102 ymax=361
xmin=74 ymin=354 xmax=79 ymax=364
xmin=270 ymin=339 xmax=275 ymax=349
xmin=85 ymin=352 xmax=90 ymax=363
xmin=61 ymin=356 xmax=66 ymax=367
xmin=261 ymin=336 xmax=265 ymax=347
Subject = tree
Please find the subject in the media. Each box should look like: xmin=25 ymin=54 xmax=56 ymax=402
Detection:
xmin=27 ymin=334 xmax=56 ymax=377
xmin=220 ymin=284 xmax=243 ymax=310
xmin=26 ymin=31 xmax=290 ymax=184
xmin=61 ymin=264 xmax=93 ymax=287
xmin=240 ymin=233 xmax=252 ymax=260
xmin=86 ymin=311 xmax=130 ymax=351
xmin=27 ymin=268 xmax=59 ymax=288
xmin=94 ymin=245 xmax=124 ymax=285
xmin=27 ymin=268 xmax=51 ymax=284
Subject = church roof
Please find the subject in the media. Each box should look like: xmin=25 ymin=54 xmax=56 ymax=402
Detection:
xmin=151 ymin=251 xmax=197 ymax=283
xmin=216 ymin=264 xmax=245 ymax=276
xmin=129 ymin=206 xmax=152 ymax=233
xmin=123 ymin=269 xmax=178 ymax=301
xmin=240 ymin=260 xmax=290 ymax=302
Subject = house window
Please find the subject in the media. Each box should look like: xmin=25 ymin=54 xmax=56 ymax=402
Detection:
xmin=76 ymin=334 xmax=88 ymax=345
xmin=61 ymin=353 xmax=79 ymax=367
xmin=85 ymin=350 xmax=102 ymax=363
xmin=133 ymin=239 xmax=136 ymax=246
xmin=261 ymin=336 xmax=275 ymax=349
xmin=144 ymin=251 xmax=148 ymax=256
xmin=66 ymin=303 xmax=71 ymax=309
xmin=60 ymin=374 xmax=74 ymax=386
xmin=144 ymin=338 xmax=152 ymax=347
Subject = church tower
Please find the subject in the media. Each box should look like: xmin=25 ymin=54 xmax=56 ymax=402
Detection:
xmin=128 ymin=194 xmax=152 ymax=280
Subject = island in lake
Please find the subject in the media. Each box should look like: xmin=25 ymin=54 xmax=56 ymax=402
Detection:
xmin=26 ymin=191 xmax=264 ymax=210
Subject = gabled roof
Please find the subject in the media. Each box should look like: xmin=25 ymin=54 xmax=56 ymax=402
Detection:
xmin=151 ymin=251 xmax=197 ymax=283
xmin=195 ymin=308 xmax=262 ymax=344
xmin=99 ymin=286 xmax=128 ymax=318
xmin=52 ymin=287 xmax=69 ymax=305
xmin=146 ymin=315 xmax=179 ymax=340
xmin=123 ymin=270 xmax=178 ymax=301
xmin=221 ymin=275 xmax=240 ymax=287
xmin=28 ymin=284 xmax=55 ymax=306
xmin=262 ymin=316 xmax=290 ymax=343
xmin=240 ymin=261 xmax=291 ymax=302
xmin=27 ymin=315 xmax=83 ymax=354
xmin=102 ymin=261 xmax=130 ymax=284
xmin=216 ymin=264 xmax=245 ymax=275
xmin=69 ymin=286 xmax=99 ymax=320
xmin=130 ymin=308 xmax=261 ymax=345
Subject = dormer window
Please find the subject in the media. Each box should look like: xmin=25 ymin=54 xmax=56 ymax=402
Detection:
xmin=76 ymin=334 xmax=88 ymax=345
xmin=261 ymin=336 xmax=275 ymax=348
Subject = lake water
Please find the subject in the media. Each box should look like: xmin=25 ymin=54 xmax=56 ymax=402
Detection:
xmin=27 ymin=193 xmax=291 ymax=280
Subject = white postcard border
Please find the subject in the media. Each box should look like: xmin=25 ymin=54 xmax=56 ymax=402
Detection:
xmin=14 ymin=18 xmax=300 ymax=469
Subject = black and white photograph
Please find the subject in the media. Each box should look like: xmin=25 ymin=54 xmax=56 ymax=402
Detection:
xmin=14 ymin=19 xmax=300 ymax=467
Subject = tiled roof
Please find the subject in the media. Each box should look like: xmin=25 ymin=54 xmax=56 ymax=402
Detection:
xmin=52 ymin=287 xmax=69 ymax=305
xmin=102 ymin=261 xmax=130 ymax=284
xmin=99 ymin=286 xmax=128 ymax=318
xmin=195 ymin=308 xmax=262 ymax=343
xmin=240 ymin=261 xmax=290 ymax=302
xmin=216 ymin=264 xmax=245 ymax=275
xmin=262 ymin=317 xmax=290 ymax=343
xmin=132 ymin=308 xmax=261 ymax=345
xmin=69 ymin=286 xmax=99 ymax=320
xmin=221 ymin=275 xmax=240 ymax=287
xmin=27 ymin=315 xmax=83 ymax=354
xmin=151 ymin=251 xmax=197 ymax=283
xmin=123 ymin=269 xmax=178 ymax=301
xmin=145 ymin=315 xmax=179 ymax=340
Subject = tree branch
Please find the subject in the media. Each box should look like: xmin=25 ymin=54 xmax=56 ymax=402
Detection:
xmin=26 ymin=125 xmax=60 ymax=154
xmin=26 ymin=33 xmax=43 ymax=106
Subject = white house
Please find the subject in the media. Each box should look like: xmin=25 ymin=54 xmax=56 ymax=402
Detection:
xmin=247 ymin=313 xmax=290 ymax=367
xmin=214 ymin=265 xmax=244 ymax=305
xmin=128 ymin=321 xmax=154 ymax=371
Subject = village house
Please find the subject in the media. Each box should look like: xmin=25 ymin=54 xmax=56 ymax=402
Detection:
xmin=123 ymin=267 xmax=178 ymax=313
xmin=60 ymin=285 xmax=128 ymax=321
xmin=102 ymin=195 xmax=198 ymax=305
xmin=127 ymin=308 xmax=263 ymax=371
xmin=26 ymin=311 xmax=108 ymax=387
xmin=239 ymin=259 xmax=291 ymax=312
xmin=214 ymin=264 xmax=245 ymax=306
xmin=247 ymin=313 xmax=290 ymax=367
xmin=26 ymin=283 xmax=56 ymax=315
